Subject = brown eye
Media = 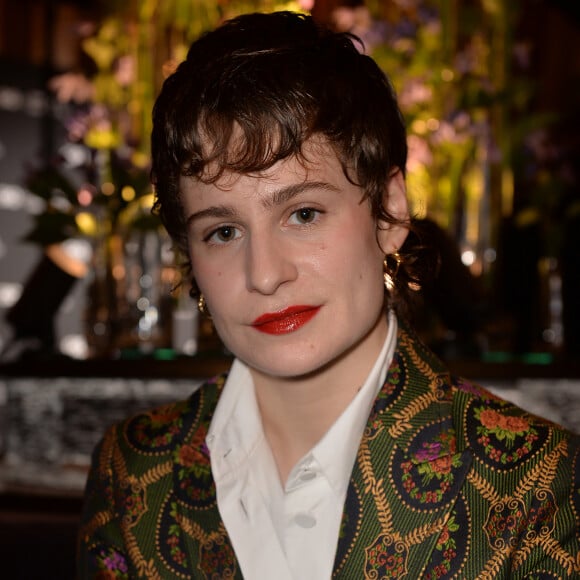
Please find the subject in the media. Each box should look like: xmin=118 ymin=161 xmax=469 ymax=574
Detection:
xmin=293 ymin=208 xmax=319 ymax=224
xmin=216 ymin=226 xmax=235 ymax=241
xmin=205 ymin=225 xmax=240 ymax=244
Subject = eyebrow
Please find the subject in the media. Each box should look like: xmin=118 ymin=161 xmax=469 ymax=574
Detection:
xmin=185 ymin=180 xmax=339 ymax=226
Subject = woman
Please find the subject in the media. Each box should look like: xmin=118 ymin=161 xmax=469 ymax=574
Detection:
xmin=78 ymin=12 xmax=579 ymax=579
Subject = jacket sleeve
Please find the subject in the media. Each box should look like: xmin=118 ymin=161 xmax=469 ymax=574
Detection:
xmin=515 ymin=433 xmax=580 ymax=577
xmin=76 ymin=426 xmax=130 ymax=579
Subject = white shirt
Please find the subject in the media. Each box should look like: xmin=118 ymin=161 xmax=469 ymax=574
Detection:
xmin=206 ymin=311 xmax=398 ymax=580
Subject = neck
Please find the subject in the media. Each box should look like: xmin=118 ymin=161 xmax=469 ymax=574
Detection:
xmin=250 ymin=312 xmax=388 ymax=482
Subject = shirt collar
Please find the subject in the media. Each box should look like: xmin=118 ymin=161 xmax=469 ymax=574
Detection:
xmin=304 ymin=310 xmax=397 ymax=495
xmin=207 ymin=310 xmax=398 ymax=490
xmin=206 ymin=358 xmax=263 ymax=480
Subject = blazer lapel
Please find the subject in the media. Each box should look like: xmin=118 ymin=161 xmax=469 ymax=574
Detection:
xmin=164 ymin=378 xmax=244 ymax=579
xmin=333 ymin=326 xmax=473 ymax=578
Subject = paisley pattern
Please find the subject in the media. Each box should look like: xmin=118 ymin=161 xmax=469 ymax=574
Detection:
xmin=466 ymin=398 xmax=551 ymax=470
xmin=115 ymin=476 xmax=147 ymax=528
xmin=157 ymin=497 xmax=193 ymax=577
xmin=125 ymin=395 xmax=199 ymax=454
xmin=422 ymin=494 xmax=470 ymax=580
xmin=364 ymin=533 xmax=409 ymax=578
xmin=173 ymin=421 xmax=216 ymax=509
xmin=391 ymin=419 xmax=471 ymax=510
xmin=78 ymin=328 xmax=580 ymax=579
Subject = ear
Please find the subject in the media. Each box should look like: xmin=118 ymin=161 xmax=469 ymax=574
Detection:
xmin=376 ymin=168 xmax=409 ymax=254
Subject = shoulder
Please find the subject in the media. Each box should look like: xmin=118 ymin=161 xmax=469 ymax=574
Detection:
xmin=79 ymin=374 xmax=231 ymax=575
xmin=446 ymin=373 xmax=580 ymax=481
xmin=395 ymin=323 xmax=579 ymax=467
xmin=95 ymin=373 xmax=228 ymax=470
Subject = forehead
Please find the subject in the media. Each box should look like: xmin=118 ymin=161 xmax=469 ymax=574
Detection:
xmin=181 ymin=137 xmax=350 ymax=198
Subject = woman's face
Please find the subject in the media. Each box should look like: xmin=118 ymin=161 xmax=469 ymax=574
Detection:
xmin=180 ymin=139 xmax=408 ymax=381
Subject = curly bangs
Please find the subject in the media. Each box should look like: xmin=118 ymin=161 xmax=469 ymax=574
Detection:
xmin=151 ymin=11 xmax=407 ymax=259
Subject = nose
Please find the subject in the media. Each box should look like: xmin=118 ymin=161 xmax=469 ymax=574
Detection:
xmin=245 ymin=231 xmax=297 ymax=295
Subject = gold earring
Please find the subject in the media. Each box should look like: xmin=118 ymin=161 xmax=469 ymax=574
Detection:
xmin=383 ymin=251 xmax=402 ymax=291
xmin=197 ymin=293 xmax=207 ymax=315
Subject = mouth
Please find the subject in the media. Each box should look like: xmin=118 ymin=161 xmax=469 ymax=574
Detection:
xmin=251 ymin=305 xmax=321 ymax=335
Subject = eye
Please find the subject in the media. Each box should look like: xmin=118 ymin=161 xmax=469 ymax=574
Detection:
xmin=205 ymin=225 xmax=240 ymax=244
xmin=290 ymin=207 xmax=320 ymax=225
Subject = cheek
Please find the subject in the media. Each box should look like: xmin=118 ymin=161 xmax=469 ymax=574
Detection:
xmin=191 ymin=260 xmax=224 ymax=299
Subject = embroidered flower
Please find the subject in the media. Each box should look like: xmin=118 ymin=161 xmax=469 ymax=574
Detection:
xmin=473 ymin=403 xmax=541 ymax=465
xmin=415 ymin=441 xmax=443 ymax=462
xmin=94 ymin=547 xmax=129 ymax=579
xmin=504 ymin=415 xmax=529 ymax=432
xmin=479 ymin=409 xmax=504 ymax=430
xmin=176 ymin=424 xmax=209 ymax=467
xmin=178 ymin=443 xmax=201 ymax=466
xmin=479 ymin=408 xmax=529 ymax=434
xmin=431 ymin=454 xmax=453 ymax=475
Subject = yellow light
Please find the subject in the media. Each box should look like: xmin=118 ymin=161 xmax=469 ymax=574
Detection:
xmin=101 ymin=182 xmax=115 ymax=196
xmin=441 ymin=68 xmax=454 ymax=82
xmin=84 ymin=127 xmax=120 ymax=149
xmin=121 ymin=186 xmax=136 ymax=202
xmin=426 ymin=118 xmax=440 ymax=131
xmin=139 ymin=193 xmax=155 ymax=209
xmin=411 ymin=119 xmax=427 ymax=135
xmin=75 ymin=212 xmax=98 ymax=236
xmin=131 ymin=151 xmax=150 ymax=168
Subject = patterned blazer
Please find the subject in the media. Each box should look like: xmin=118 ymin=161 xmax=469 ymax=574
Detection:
xmin=77 ymin=326 xmax=580 ymax=579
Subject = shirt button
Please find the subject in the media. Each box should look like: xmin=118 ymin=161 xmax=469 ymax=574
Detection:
xmin=299 ymin=470 xmax=317 ymax=482
xmin=294 ymin=513 xmax=317 ymax=528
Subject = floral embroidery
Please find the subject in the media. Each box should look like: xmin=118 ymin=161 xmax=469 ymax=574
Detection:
xmin=364 ymin=534 xmax=408 ymax=579
xmin=174 ymin=422 xmax=215 ymax=508
xmin=199 ymin=535 xmax=237 ymax=578
xmin=484 ymin=497 xmax=527 ymax=549
xmin=158 ymin=499 xmax=191 ymax=576
xmin=526 ymin=489 xmax=557 ymax=539
xmin=423 ymin=497 xmax=469 ymax=580
xmin=478 ymin=408 xmax=530 ymax=438
xmin=126 ymin=401 xmax=190 ymax=453
xmin=423 ymin=515 xmax=459 ymax=579
xmin=116 ymin=477 xmax=146 ymax=527
xmin=366 ymin=356 xmax=406 ymax=439
xmin=93 ymin=546 xmax=129 ymax=579
xmin=398 ymin=453 xmax=464 ymax=507
xmin=393 ymin=422 xmax=469 ymax=510
xmin=474 ymin=405 xmax=539 ymax=466
xmin=176 ymin=421 xmax=209 ymax=467
xmin=167 ymin=502 xmax=189 ymax=568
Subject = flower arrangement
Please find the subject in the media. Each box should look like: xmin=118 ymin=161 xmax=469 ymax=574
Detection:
xmin=22 ymin=0 xmax=562 ymax=356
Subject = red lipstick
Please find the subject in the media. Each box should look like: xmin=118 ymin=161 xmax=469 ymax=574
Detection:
xmin=252 ymin=305 xmax=320 ymax=335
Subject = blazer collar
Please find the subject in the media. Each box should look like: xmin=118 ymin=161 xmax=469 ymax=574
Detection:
xmin=332 ymin=323 xmax=473 ymax=578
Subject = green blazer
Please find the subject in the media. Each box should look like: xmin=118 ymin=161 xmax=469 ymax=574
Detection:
xmin=78 ymin=327 xmax=580 ymax=578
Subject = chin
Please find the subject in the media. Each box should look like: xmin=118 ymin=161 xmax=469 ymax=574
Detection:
xmin=239 ymin=345 xmax=341 ymax=381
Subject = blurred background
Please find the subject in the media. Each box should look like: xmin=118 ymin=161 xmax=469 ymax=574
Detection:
xmin=1 ymin=0 xmax=580 ymax=364
xmin=0 ymin=0 xmax=579 ymax=576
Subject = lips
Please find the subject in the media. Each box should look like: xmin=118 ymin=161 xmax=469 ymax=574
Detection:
xmin=251 ymin=305 xmax=320 ymax=335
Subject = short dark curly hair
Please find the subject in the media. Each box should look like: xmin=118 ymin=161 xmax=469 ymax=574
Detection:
xmin=151 ymin=11 xmax=408 ymax=268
